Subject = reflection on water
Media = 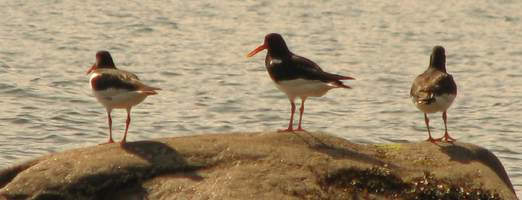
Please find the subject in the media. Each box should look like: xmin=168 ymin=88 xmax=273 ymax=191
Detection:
xmin=0 ymin=0 xmax=521 ymax=196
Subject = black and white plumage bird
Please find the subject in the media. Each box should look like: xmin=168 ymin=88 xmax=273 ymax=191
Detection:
xmin=410 ymin=46 xmax=457 ymax=142
xmin=87 ymin=51 xmax=160 ymax=145
xmin=246 ymin=33 xmax=354 ymax=132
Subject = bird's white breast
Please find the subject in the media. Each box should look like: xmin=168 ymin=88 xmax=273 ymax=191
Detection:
xmin=89 ymin=72 xmax=147 ymax=110
xmin=275 ymin=79 xmax=336 ymax=99
xmin=270 ymin=58 xmax=282 ymax=65
xmin=92 ymin=89 xmax=148 ymax=110
xmin=413 ymin=94 xmax=456 ymax=113
xmin=89 ymin=73 xmax=100 ymax=90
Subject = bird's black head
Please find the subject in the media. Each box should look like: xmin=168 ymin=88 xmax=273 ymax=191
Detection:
xmin=87 ymin=50 xmax=116 ymax=74
xmin=429 ymin=46 xmax=446 ymax=71
xmin=246 ymin=33 xmax=291 ymax=59
xmin=264 ymin=33 xmax=291 ymax=57
xmin=95 ymin=51 xmax=116 ymax=68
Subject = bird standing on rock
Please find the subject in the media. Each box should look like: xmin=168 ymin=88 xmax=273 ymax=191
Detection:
xmin=410 ymin=46 xmax=457 ymax=142
xmin=87 ymin=51 xmax=161 ymax=145
xmin=246 ymin=33 xmax=354 ymax=132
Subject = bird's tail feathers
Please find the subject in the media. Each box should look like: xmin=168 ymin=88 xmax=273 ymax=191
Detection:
xmin=139 ymin=90 xmax=159 ymax=95
xmin=139 ymin=84 xmax=161 ymax=95
xmin=327 ymin=81 xmax=352 ymax=89
xmin=328 ymin=73 xmax=355 ymax=80
xmin=415 ymin=92 xmax=435 ymax=104
xmin=336 ymin=75 xmax=355 ymax=80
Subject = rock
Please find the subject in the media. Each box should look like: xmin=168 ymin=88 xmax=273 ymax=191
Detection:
xmin=0 ymin=132 xmax=517 ymax=200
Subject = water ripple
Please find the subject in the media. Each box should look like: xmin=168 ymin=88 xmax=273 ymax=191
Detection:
xmin=1 ymin=0 xmax=521 ymax=196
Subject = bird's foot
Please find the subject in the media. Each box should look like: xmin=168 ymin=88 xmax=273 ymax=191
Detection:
xmin=294 ymin=127 xmax=306 ymax=132
xmin=278 ymin=128 xmax=294 ymax=133
xmin=426 ymin=137 xmax=442 ymax=143
xmin=99 ymin=139 xmax=115 ymax=145
xmin=442 ymin=134 xmax=456 ymax=143
xmin=119 ymin=140 xmax=127 ymax=146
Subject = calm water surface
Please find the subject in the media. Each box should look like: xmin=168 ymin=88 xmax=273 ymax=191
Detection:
xmin=1 ymin=0 xmax=521 ymax=195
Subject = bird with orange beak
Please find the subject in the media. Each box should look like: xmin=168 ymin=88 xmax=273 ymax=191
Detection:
xmin=247 ymin=33 xmax=354 ymax=132
xmin=87 ymin=51 xmax=160 ymax=145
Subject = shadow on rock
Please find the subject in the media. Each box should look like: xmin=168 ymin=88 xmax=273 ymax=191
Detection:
xmin=0 ymin=159 xmax=39 ymax=189
xmin=293 ymin=131 xmax=397 ymax=168
xmin=439 ymin=142 xmax=516 ymax=195
xmin=122 ymin=141 xmax=204 ymax=181
xmin=56 ymin=141 xmax=204 ymax=200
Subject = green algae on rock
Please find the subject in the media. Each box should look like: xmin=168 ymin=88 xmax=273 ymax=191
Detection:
xmin=320 ymin=167 xmax=503 ymax=199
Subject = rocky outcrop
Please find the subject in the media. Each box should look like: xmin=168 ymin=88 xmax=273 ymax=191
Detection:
xmin=0 ymin=132 xmax=517 ymax=200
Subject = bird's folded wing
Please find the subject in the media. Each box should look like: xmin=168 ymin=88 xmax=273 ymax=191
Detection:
xmin=292 ymin=55 xmax=353 ymax=82
xmin=93 ymin=69 xmax=145 ymax=91
xmin=410 ymin=72 xmax=456 ymax=104
xmin=431 ymin=74 xmax=457 ymax=96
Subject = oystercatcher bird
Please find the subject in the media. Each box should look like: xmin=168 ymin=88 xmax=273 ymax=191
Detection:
xmin=246 ymin=33 xmax=354 ymax=132
xmin=87 ymin=51 xmax=160 ymax=145
xmin=410 ymin=46 xmax=457 ymax=142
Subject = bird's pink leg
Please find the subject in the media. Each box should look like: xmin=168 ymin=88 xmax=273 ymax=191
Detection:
xmin=121 ymin=108 xmax=131 ymax=145
xmin=104 ymin=111 xmax=114 ymax=144
xmin=278 ymin=102 xmax=295 ymax=132
xmin=440 ymin=111 xmax=456 ymax=142
xmin=296 ymin=98 xmax=307 ymax=131
xmin=424 ymin=113 xmax=440 ymax=143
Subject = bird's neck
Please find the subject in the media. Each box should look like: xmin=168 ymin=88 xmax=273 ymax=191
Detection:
xmin=429 ymin=55 xmax=446 ymax=72
xmin=97 ymin=65 xmax=117 ymax=69
xmin=267 ymin=50 xmax=292 ymax=60
xmin=429 ymin=64 xmax=446 ymax=73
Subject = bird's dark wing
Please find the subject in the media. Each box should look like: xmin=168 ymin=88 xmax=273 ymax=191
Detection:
xmin=291 ymin=54 xmax=324 ymax=73
xmin=266 ymin=54 xmax=353 ymax=84
xmin=433 ymin=73 xmax=457 ymax=96
xmin=91 ymin=69 xmax=141 ymax=91
xmin=411 ymin=70 xmax=456 ymax=104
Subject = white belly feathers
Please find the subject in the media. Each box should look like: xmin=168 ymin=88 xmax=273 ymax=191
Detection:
xmin=90 ymin=73 xmax=148 ymax=110
xmin=413 ymin=94 xmax=456 ymax=113
xmin=275 ymin=79 xmax=337 ymax=98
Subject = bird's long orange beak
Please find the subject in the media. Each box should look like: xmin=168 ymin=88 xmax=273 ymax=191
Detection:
xmin=86 ymin=64 xmax=96 ymax=74
xmin=246 ymin=43 xmax=268 ymax=58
